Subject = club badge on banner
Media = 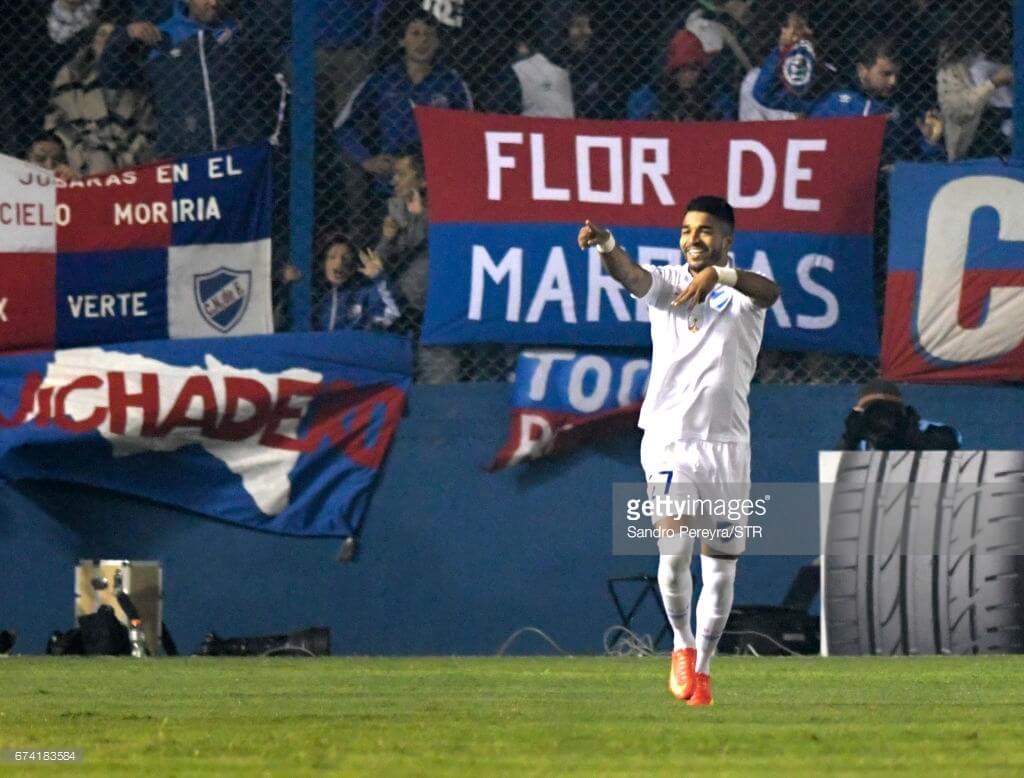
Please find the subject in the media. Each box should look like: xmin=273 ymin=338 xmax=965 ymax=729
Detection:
xmin=0 ymin=330 xmax=412 ymax=537
xmin=0 ymin=143 xmax=273 ymax=352
xmin=489 ymin=349 xmax=648 ymax=470
xmin=416 ymin=108 xmax=886 ymax=355
xmin=883 ymin=159 xmax=1024 ymax=382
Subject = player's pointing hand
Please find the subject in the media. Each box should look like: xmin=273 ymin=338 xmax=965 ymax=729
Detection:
xmin=578 ymin=219 xmax=611 ymax=251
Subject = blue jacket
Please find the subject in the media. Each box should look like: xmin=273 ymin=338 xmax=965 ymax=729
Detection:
xmin=334 ymin=62 xmax=472 ymax=165
xmin=316 ymin=277 xmax=402 ymax=332
xmin=753 ymin=46 xmax=942 ymax=162
xmin=101 ymin=0 xmax=281 ymax=156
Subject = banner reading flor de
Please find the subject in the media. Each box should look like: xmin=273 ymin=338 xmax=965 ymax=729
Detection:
xmin=0 ymin=330 xmax=411 ymax=537
xmin=883 ymin=160 xmax=1024 ymax=382
xmin=417 ymin=108 xmax=886 ymax=355
xmin=0 ymin=143 xmax=272 ymax=352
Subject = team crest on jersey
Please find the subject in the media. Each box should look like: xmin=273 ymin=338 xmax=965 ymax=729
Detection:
xmin=687 ymin=304 xmax=703 ymax=332
xmin=194 ymin=267 xmax=251 ymax=333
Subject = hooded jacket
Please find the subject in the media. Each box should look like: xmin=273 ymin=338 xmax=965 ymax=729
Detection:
xmin=101 ymin=0 xmax=281 ymax=156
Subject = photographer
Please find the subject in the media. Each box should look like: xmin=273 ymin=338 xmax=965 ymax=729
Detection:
xmin=837 ymin=379 xmax=961 ymax=451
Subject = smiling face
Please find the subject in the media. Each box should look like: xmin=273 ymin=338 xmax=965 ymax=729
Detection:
xmin=679 ymin=210 xmax=733 ymax=273
xmin=323 ymin=242 xmax=355 ymax=287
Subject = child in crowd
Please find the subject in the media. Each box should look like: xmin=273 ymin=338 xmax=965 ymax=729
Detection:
xmin=314 ymin=232 xmax=402 ymax=332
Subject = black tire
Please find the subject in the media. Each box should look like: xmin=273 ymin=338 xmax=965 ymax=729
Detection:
xmin=824 ymin=451 xmax=1024 ymax=655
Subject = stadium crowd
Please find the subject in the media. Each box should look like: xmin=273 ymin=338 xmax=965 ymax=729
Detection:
xmin=0 ymin=0 xmax=1014 ymax=381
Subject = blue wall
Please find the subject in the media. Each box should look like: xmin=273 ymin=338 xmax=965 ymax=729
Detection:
xmin=2 ymin=383 xmax=1022 ymax=655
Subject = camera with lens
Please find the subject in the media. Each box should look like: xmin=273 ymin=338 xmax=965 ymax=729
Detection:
xmin=841 ymin=400 xmax=959 ymax=451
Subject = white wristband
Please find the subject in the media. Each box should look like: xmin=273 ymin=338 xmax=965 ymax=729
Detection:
xmin=596 ymin=232 xmax=616 ymax=254
xmin=714 ymin=265 xmax=738 ymax=287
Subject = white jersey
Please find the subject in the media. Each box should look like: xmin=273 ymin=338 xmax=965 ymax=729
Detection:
xmin=635 ymin=263 xmax=766 ymax=444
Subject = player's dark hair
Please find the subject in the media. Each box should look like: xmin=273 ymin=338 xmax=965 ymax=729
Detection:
xmin=856 ymin=36 xmax=900 ymax=68
xmin=685 ymin=196 xmax=735 ymax=232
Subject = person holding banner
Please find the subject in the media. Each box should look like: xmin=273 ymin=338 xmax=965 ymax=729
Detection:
xmin=578 ymin=197 xmax=778 ymax=706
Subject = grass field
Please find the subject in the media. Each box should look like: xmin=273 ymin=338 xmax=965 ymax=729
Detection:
xmin=2 ymin=656 xmax=1023 ymax=776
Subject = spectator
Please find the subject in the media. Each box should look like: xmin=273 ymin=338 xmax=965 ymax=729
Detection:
xmin=1 ymin=0 xmax=130 ymax=157
xmin=755 ymin=35 xmax=944 ymax=162
xmin=314 ymin=233 xmax=402 ymax=333
xmin=683 ymin=0 xmax=753 ymax=117
xmin=100 ymin=0 xmax=283 ymax=158
xmin=552 ymin=7 xmax=621 ymax=119
xmin=836 ymin=379 xmax=961 ymax=451
xmin=45 ymin=21 xmax=154 ymax=176
xmin=937 ymin=37 xmax=1013 ymax=161
xmin=315 ymin=1 xmax=382 ymax=120
xmin=896 ymin=0 xmax=952 ymax=119
xmin=376 ymin=153 xmax=430 ymax=313
xmin=373 ymin=152 xmax=461 ymax=383
xmin=334 ymin=12 xmax=472 ymax=195
xmin=627 ymin=31 xmax=718 ymax=122
xmin=507 ymin=34 xmax=575 ymax=118
xmin=738 ymin=8 xmax=814 ymax=121
xmin=26 ymin=132 xmax=79 ymax=181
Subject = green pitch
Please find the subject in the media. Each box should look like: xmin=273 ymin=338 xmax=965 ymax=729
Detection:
xmin=2 ymin=656 xmax=1023 ymax=776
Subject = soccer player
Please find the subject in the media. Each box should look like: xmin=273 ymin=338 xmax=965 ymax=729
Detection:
xmin=577 ymin=197 xmax=779 ymax=706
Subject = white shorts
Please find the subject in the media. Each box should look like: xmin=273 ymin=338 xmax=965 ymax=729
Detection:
xmin=641 ymin=430 xmax=751 ymax=555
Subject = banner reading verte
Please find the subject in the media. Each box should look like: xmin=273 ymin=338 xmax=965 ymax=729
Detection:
xmin=0 ymin=143 xmax=272 ymax=353
xmin=417 ymin=108 xmax=886 ymax=355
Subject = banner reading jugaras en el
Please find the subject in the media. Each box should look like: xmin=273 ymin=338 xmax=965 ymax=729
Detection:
xmin=0 ymin=143 xmax=273 ymax=352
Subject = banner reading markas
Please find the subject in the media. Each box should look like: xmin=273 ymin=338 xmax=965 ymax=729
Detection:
xmin=417 ymin=108 xmax=886 ymax=355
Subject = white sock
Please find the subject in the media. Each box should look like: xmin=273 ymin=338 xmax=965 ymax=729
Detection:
xmin=656 ymin=537 xmax=695 ymax=650
xmin=695 ymin=555 xmax=737 ymax=675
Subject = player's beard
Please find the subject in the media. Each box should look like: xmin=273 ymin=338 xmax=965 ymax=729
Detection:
xmin=684 ymin=244 xmax=723 ymax=274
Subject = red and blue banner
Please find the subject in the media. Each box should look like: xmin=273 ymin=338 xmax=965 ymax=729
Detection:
xmin=417 ymin=108 xmax=886 ymax=355
xmin=0 ymin=143 xmax=272 ymax=353
xmin=0 ymin=330 xmax=411 ymax=536
xmin=490 ymin=349 xmax=648 ymax=470
xmin=883 ymin=160 xmax=1024 ymax=382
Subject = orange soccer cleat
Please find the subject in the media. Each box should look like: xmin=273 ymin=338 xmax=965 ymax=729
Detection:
xmin=669 ymin=648 xmax=697 ymax=700
xmin=687 ymin=672 xmax=713 ymax=706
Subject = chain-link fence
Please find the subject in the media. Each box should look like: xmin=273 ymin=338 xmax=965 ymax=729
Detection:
xmin=1 ymin=0 xmax=1014 ymax=384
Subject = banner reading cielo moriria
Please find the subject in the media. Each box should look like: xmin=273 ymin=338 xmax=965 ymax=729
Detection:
xmin=0 ymin=143 xmax=273 ymax=352
xmin=0 ymin=330 xmax=411 ymax=537
xmin=417 ymin=108 xmax=885 ymax=355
